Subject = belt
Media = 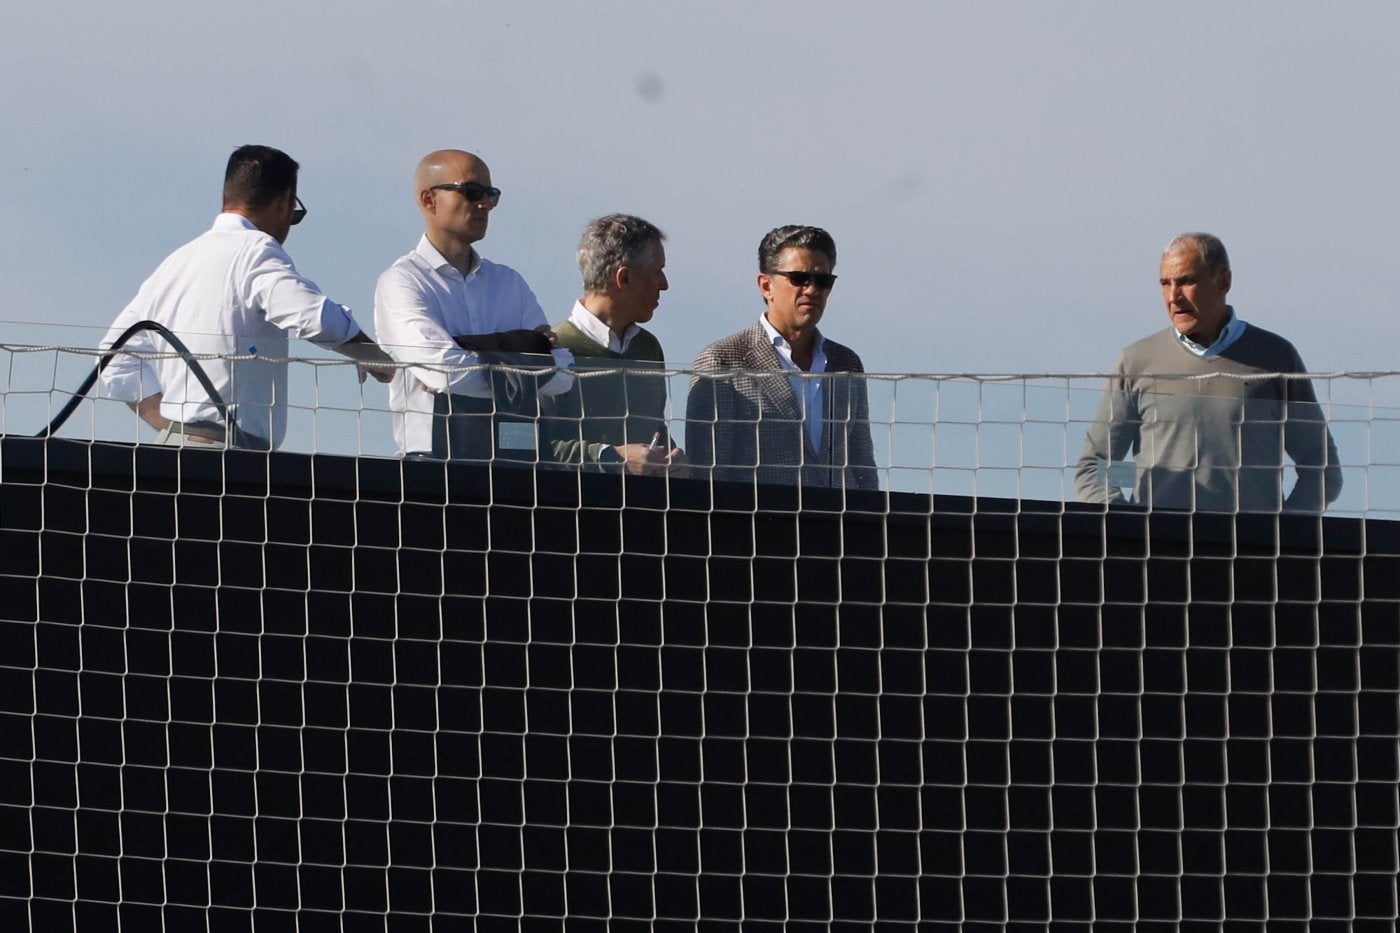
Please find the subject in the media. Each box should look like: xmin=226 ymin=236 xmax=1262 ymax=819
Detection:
xmin=165 ymin=420 xmax=272 ymax=451
xmin=166 ymin=420 xmax=227 ymax=444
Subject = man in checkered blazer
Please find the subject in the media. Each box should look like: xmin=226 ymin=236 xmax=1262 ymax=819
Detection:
xmin=685 ymin=225 xmax=878 ymax=491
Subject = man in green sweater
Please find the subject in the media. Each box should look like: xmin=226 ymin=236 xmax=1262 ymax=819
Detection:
xmin=1075 ymin=232 xmax=1341 ymax=513
xmin=541 ymin=214 xmax=687 ymax=475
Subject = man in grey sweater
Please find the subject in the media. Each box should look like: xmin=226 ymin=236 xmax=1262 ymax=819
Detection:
xmin=1075 ymin=233 xmax=1341 ymax=513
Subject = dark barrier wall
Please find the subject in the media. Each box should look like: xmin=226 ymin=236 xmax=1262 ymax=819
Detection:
xmin=1 ymin=437 xmax=1397 ymax=929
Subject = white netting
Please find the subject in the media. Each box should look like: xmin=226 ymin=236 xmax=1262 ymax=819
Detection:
xmin=1 ymin=338 xmax=1397 ymax=927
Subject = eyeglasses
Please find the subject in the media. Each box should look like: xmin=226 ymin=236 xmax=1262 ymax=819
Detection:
xmin=769 ymin=270 xmax=837 ymax=290
xmin=430 ymin=181 xmax=502 ymax=206
xmin=290 ymin=196 xmax=307 ymax=226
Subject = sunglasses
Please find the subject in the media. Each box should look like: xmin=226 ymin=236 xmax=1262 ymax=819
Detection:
xmin=290 ymin=196 xmax=307 ymax=226
xmin=430 ymin=181 xmax=502 ymax=206
xmin=769 ymin=270 xmax=837 ymax=290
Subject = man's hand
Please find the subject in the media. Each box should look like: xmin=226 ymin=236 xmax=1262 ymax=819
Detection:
xmin=357 ymin=362 xmax=395 ymax=384
xmin=614 ymin=444 xmax=688 ymax=477
xmin=131 ymin=393 xmax=169 ymax=432
xmin=338 ymin=333 xmax=397 ymax=383
xmin=534 ymin=324 xmax=559 ymax=348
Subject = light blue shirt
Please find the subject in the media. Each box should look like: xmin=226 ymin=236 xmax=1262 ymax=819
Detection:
xmin=1177 ymin=305 xmax=1248 ymax=358
xmin=759 ymin=314 xmax=827 ymax=452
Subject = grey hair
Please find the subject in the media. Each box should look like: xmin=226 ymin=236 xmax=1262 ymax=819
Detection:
xmin=1164 ymin=232 xmax=1230 ymax=276
xmin=578 ymin=214 xmax=665 ymax=294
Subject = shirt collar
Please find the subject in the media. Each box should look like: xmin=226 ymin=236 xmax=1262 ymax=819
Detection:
xmin=570 ymin=299 xmax=639 ymax=353
xmin=415 ymin=234 xmax=482 ymax=278
xmin=213 ymin=213 xmax=263 ymax=233
xmin=759 ymin=314 xmax=826 ymax=373
xmin=1177 ymin=305 xmax=1247 ymax=358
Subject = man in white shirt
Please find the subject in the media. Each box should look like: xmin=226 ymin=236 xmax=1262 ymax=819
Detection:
xmin=101 ymin=145 xmax=393 ymax=449
xmin=374 ymin=149 xmax=573 ymax=459
xmin=685 ymin=225 xmax=878 ymax=489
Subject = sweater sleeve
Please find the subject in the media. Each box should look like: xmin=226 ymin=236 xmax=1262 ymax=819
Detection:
xmin=1074 ymin=357 xmax=1139 ymax=505
xmin=1280 ymin=349 xmax=1343 ymax=512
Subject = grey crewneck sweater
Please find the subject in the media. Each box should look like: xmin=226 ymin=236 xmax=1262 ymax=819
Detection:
xmin=1075 ymin=324 xmax=1341 ymax=512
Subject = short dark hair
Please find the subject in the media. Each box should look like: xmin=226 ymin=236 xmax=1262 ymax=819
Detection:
xmin=758 ymin=225 xmax=837 ymax=272
xmin=1165 ymin=232 xmax=1230 ymax=276
xmin=578 ymin=214 xmax=666 ymax=293
xmin=223 ymin=145 xmax=299 ymax=209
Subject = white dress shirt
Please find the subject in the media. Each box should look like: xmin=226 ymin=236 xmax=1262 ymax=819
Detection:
xmin=568 ymin=300 xmax=640 ymax=353
xmin=759 ymin=313 xmax=828 ymax=452
xmin=100 ymin=213 xmax=363 ymax=448
xmin=374 ymin=235 xmax=573 ymax=455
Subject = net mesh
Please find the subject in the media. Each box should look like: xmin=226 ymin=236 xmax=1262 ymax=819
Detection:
xmin=1 ymin=340 xmax=1397 ymax=927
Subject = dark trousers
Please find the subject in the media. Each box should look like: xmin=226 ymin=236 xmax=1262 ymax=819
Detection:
xmin=430 ymin=392 xmax=541 ymax=464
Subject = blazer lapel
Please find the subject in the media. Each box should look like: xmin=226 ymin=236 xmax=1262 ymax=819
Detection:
xmin=818 ymin=369 xmax=848 ymax=464
xmin=745 ymin=326 xmax=803 ymax=420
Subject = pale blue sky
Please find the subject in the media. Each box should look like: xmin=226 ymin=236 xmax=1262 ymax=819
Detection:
xmin=5 ymin=0 xmax=1397 ymax=370
xmin=3 ymin=1 xmax=1399 ymax=508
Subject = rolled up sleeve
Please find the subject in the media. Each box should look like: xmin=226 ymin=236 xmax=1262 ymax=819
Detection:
xmin=245 ymin=245 xmax=361 ymax=347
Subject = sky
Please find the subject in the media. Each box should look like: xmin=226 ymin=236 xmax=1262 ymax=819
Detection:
xmin=3 ymin=1 xmax=1399 ymax=508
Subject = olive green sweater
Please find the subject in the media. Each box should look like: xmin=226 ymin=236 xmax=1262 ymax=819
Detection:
xmin=542 ymin=320 xmax=672 ymax=467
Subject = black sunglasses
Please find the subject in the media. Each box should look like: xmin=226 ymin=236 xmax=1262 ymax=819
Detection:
xmin=430 ymin=181 xmax=502 ymax=206
xmin=769 ymin=270 xmax=837 ymax=290
xmin=290 ymin=196 xmax=307 ymax=226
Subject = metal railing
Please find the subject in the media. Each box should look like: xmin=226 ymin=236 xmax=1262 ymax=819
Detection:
xmin=4 ymin=338 xmax=1398 ymax=519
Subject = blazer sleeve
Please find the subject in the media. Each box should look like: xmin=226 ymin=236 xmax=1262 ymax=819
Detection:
xmin=847 ymin=371 xmax=879 ymax=490
xmin=685 ymin=346 xmax=725 ymax=477
xmin=826 ymin=343 xmax=879 ymax=491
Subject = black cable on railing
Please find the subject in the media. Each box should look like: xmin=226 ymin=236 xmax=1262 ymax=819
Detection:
xmin=35 ymin=321 xmax=231 ymax=439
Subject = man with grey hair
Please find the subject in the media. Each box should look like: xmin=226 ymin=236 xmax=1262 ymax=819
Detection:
xmin=541 ymin=213 xmax=685 ymax=474
xmin=1074 ymin=232 xmax=1341 ymax=512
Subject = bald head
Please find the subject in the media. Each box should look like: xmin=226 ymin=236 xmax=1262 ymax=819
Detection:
xmin=414 ymin=149 xmax=489 ymax=197
xmin=414 ymin=149 xmax=497 ymax=254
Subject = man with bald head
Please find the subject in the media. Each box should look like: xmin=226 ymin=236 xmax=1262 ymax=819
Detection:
xmin=374 ymin=149 xmax=572 ymax=459
xmin=1074 ymin=232 xmax=1341 ymax=513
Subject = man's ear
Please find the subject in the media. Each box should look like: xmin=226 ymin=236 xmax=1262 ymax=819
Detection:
xmin=614 ymin=265 xmax=630 ymax=291
xmin=757 ymin=272 xmax=774 ymax=304
xmin=1218 ymin=268 xmax=1232 ymax=295
xmin=417 ymin=187 xmax=435 ymax=213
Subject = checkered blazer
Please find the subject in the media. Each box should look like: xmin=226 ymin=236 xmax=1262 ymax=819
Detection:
xmin=685 ymin=322 xmax=878 ymax=490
